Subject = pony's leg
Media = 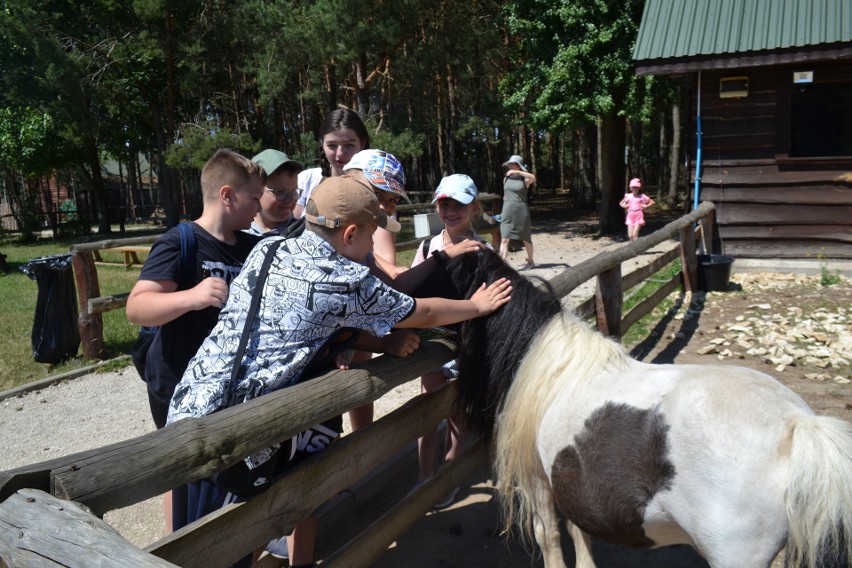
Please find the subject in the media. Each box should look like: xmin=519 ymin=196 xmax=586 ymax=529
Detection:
xmin=565 ymin=521 xmax=596 ymax=568
xmin=531 ymin=482 xmax=568 ymax=568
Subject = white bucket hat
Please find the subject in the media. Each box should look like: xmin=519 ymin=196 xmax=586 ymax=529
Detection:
xmin=502 ymin=154 xmax=527 ymax=171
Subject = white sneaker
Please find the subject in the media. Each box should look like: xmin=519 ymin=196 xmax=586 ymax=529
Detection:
xmin=265 ymin=536 xmax=288 ymax=559
xmin=519 ymin=262 xmax=535 ymax=271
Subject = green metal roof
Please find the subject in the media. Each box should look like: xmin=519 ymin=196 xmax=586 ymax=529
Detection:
xmin=634 ymin=0 xmax=852 ymax=61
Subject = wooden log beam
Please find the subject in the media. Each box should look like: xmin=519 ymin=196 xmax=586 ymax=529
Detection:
xmin=145 ymin=383 xmax=459 ymax=567
xmin=87 ymin=293 xmax=130 ymax=315
xmin=323 ymin=438 xmax=488 ymax=567
xmin=0 ymin=340 xmax=455 ymax=516
xmin=547 ymin=201 xmax=714 ymax=300
xmin=0 ymin=488 xmax=177 ymax=567
xmin=70 ymin=235 xmax=159 ymax=253
xmin=621 ymin=274 xmax=682 ymax=334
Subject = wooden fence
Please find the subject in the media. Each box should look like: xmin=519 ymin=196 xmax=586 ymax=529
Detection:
xmin=1 ymin=202 xmax=716 ymax=567
xmin=67 ymin=212 xmax=501 ymax=359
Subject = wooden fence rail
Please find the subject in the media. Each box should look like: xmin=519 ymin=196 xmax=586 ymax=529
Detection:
xmin=2 ymin=202 xmax=717 ymax=567
xmin=68 ymin=213 xmax=501 ymax=359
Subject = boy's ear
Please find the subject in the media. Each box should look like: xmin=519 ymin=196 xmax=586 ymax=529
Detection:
xmin=220 ymin=185 xmax=233 ymax=204
xmin=341 ymin=223 xmax=358 ymax=245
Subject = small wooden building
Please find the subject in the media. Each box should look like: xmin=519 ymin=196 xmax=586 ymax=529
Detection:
xmin=634 ymin=0 xmax=852 ymax=260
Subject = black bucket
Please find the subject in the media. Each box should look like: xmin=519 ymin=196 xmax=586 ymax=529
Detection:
xmin=697 ymin=254 xmax=734 ymax=292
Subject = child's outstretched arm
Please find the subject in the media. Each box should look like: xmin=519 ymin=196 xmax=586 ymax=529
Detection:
xmin=126 ymin=277 xmax=229 ymax=327
xmin=395 ymin=278 xmax=512 ymax=329
xmin=368 ymin=238 xmax=486 ymax=294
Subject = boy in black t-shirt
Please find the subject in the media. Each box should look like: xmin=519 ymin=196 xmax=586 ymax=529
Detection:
xmin=126 ymin=148 xmax=264 ymax=530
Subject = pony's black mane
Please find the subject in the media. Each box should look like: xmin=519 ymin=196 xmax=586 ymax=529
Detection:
xmin=419 ymin=249 xmax=563 ymax=435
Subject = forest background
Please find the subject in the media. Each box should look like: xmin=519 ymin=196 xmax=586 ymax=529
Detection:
xmin=0 ymin=0 xmax=686 ymax=238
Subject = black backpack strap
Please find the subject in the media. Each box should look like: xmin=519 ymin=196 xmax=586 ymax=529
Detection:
xmin=231 ymin=239 xmax=285 ymax=384
xmin=176 ymin=222 xmax=197 ymax=289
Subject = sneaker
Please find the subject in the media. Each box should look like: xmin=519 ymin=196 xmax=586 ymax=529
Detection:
xmin=492 ymin=214 xmax=502 ymax=223
xmin=519 ymin=262 xmax=535 ymax=272
xmin=433 ymin=486 xmax=460 ymax=510
xmin=265 ymin=536 xmax=288 ymax=559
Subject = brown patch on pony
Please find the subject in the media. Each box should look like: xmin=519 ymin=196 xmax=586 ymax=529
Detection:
xmin=550 ymin=402 xmax=675 ymax=548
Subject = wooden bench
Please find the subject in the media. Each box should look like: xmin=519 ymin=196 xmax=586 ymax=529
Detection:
xmin=92 ymin=246 xmax=151 ymax=269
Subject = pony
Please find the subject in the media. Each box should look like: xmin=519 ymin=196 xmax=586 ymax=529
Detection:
xmin=432 ymin=248 xmax=852 ymax=568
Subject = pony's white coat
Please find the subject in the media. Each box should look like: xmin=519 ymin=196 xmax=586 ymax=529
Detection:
xmin=493 ymin=311 xmax=852 ymax=568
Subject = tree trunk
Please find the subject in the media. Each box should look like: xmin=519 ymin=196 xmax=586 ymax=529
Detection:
xmin=658 ymin=110 xmax=668 ymax=201
xmin=578 ymin=124 xmax=595 ymax=209
xmin=150 ymin=102 xmax=178 ymax=228
xmin=598 ymin=110 xmax=626 ymax=235
xmin=84 ymin=140 xmax=111 ymax=234
xmin=668 ymin=99 xmax=682 ymax=202
xmin=445 ymin=64 xmax=456 ymax=171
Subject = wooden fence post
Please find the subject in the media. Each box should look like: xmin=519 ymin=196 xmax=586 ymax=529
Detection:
xmin=70 ymin=251 xmax=105 ymax=359
xmin=679 ymin=223 xmax=698 ymax=293
xmin=595 ymin=265 xmax=622 ymax=338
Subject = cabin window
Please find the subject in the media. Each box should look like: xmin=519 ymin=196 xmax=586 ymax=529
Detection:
xmin=790 ymin=81 xmax=852 ymax=157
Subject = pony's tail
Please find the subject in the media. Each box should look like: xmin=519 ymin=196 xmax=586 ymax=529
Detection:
xmin=784 ymin=415 xmax=852 ymax=568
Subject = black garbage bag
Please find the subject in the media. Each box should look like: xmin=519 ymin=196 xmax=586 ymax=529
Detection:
xmin=19 ymin=253 xmax=81 ymax=363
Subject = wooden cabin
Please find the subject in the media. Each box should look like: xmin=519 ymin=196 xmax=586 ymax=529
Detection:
xmin=634 ymin=0 xmax=852 ymax=260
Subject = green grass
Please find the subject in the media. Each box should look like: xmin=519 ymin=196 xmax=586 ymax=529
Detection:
xmin=620 ymin=260 xmax=683 ymax=347
xmin=0 ymin=217 xmax=442 ymax=392
xmin=0 ymin=236 xmax=141 ymax=391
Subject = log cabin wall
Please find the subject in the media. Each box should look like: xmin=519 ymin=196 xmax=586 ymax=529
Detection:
xmin=689 ymin=62 xmax=852 ymax=260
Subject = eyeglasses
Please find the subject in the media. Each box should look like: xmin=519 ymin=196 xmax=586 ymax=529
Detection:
xmin=266 ymin=187 xmax=302 ymax=202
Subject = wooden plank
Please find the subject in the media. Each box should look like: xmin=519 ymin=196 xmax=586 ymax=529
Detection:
xmin=30 ymin=341 xmax=455 ymax=516
xmin=716 ymin=203 xmax=852 ymax=225
xmin=70 ymin=235 xmax=160 ymax=254
xmin=146 ymin=384 xmax=458 ymax=568
xmin=721 ymin=241 xmax=852 ymax=259
xmin=621 ymin=247 xmax=679 ymax=291
xmin=621 ymin=275 xmax=682 ymax=335
xmin=0 ymin=489 xmax=177 ymax=567
xmin=701 ymin=186 xmax=852 ymax=204
xmin=88 ymin=293 xmax=130 ymax=315
xmin=720 ymin=225 xmax=852 ymax=242
xmin=322 ymin=439 xmax=487 ymax=568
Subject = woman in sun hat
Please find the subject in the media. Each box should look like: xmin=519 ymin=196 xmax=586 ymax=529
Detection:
xmin=499 ymin=154 xmax=536 ymax=271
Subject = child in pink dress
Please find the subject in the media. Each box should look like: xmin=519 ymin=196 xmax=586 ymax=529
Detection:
xmin=619 ymin=177 xmax=655 ymax=241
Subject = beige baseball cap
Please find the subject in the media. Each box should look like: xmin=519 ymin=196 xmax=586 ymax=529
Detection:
xmin=305 ymin=176 xmax=401 ymax=233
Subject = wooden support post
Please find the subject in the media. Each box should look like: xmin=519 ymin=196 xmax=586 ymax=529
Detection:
xmin=679 ymin=223 xmax=698 ymax=293
xmin=595 ymin=265 xmax=622 ymax=338
xmin=699 ymin=207 xmax=717 ymax=254
xmin=70 ymin=251 xmax=105 ymax=359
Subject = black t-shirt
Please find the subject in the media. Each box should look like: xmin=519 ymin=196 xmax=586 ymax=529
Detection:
xmin=138 ymin=222 xmax=262 ymax=402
